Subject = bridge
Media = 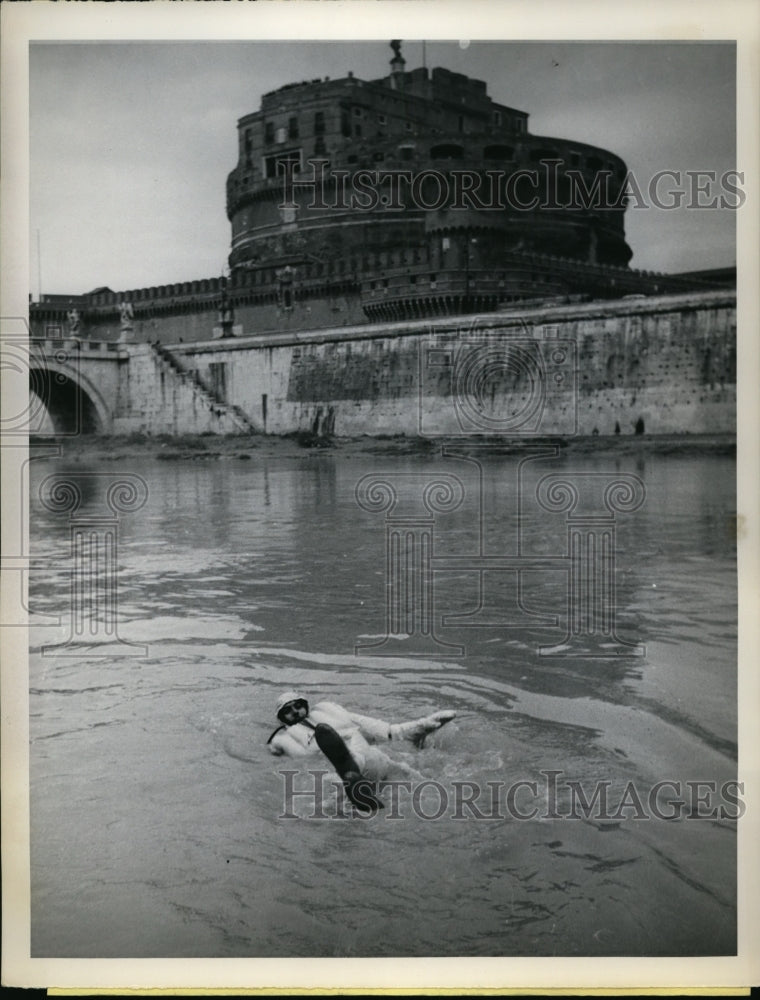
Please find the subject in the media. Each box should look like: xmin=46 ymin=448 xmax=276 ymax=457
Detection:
xmin=26 ymin=336 xmax=252 ymax=436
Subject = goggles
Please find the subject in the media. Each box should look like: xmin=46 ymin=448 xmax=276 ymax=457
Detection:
xmin=277 ymin=698 xmax=308 ymax=722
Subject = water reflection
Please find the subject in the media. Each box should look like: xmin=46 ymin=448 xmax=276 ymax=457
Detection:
xmin=28 ymin=449 xmax=737 ymax=958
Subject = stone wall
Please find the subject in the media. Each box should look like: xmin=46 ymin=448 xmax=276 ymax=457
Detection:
xmin=167 ymin=289 xmax=735 ymax=437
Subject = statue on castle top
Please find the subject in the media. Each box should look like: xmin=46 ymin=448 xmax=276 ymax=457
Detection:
xmin=390 ymin=40 xmax=402 ymax=58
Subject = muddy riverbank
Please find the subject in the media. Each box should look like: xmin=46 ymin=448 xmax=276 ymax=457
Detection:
xmin=30 ymin=431 xmax=736 ymax=464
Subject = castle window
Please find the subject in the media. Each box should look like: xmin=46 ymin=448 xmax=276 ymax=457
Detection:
xmin=314 ymin=110 xmax=326 ymax=135
xmin=405 ymin=121 xmax=414 ymax=131
xmin=314 ymin=136 xmax=326 ymax=155
xmin=431 ymin=143 xmax=464 ymax=160
xmin=399 ymin=144 xmax=414 ymax=160
xmin=264 ymin=122 xmax=274 ymax=144
xmin=484 ymin=143 xmax=514 ymax=160
xmin=353 ymin=107 xmax=363 ymax=118
xmin=378 ymin=114 xmax=387 ymax=125
xmin=275 ymin=127 xmax=287 ymax=144
xmin=289 ymin=116 xmax=299 ymax=139
xmin=263 ymin=148 xmax=302 ymax=179
xmin=341 ymin=111 xmax=351 ymax=137
xmin=529 ymin=147 xmax=558 ymax=162
xmin=493 ymin=111 xmax=502 ymax=126
xmin=515 ymin=119 xmax=526 ymax=133
xmin=354 ymin=124 xmax=362 ymax=137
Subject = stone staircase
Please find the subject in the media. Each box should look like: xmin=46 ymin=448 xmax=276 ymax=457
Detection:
xmin=150 ymin=343 xmax=256 ymax=433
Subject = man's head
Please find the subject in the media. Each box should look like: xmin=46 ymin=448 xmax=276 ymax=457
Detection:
xmin=276 ymin=690 xmax=309 ymax=725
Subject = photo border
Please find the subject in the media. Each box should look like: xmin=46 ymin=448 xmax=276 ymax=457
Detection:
xmin=2 ymin=0 xmax=758 ymax=991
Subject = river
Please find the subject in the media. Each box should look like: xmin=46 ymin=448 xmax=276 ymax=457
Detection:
xmin=28 ymin=445 xmax=738 ymax=958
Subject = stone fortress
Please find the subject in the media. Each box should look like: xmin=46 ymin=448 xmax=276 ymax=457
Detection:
xmin=29 ymin=43 xmax=735 ymax=438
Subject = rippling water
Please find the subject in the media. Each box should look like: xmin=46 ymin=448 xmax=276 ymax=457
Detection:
xmin=28 ymin=446 xmax=737 ymax=957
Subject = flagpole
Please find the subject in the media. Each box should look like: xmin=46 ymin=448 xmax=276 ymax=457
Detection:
xmin=37 ymin=229 xmax=42 ymax=302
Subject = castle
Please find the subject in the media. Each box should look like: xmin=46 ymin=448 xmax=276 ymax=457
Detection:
xmin=29 ymin=43 xmax=733 ymax=345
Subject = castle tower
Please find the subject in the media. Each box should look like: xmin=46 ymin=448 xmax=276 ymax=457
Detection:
xmin=225 ymin=45 xmax=634 ymax=322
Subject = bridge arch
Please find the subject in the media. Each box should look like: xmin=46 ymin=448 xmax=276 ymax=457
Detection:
xmin=29 ymin=360 xmax=113 ymax=435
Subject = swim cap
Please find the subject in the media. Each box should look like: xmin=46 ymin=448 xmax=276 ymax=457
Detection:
xmin=276 ymin=690 xmax=309 ymax=721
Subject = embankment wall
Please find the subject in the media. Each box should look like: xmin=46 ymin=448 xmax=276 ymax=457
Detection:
xmin=166 ymin=290 xmax=735 ymax=437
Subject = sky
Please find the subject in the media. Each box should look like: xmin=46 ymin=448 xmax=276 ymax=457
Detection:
xmin=29 ymin=40 xmax=737 ymax=297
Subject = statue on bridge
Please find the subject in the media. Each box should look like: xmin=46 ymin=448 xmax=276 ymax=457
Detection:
xmin=119 ymin=301 xmax=134 ymax=342
xmin=66 ymin=309 xmax=81 ymax=335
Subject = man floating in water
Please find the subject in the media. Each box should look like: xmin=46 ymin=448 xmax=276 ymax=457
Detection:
xmin=267 ymin=690 xmax=456 ymax=812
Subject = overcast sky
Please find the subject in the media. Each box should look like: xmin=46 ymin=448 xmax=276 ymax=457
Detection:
xmin=29 ymin=40 xmax=737 ymax=296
